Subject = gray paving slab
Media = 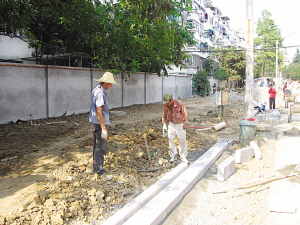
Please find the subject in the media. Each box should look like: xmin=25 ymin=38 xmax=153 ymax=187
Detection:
xmin=250 ymin=141 xmax=262 ymax=159
xmin=101 ymin=111 xmax=300 ymax=225
xmin=235 ymin=147 xmax=254 ymax=163
xmin=265 ymin=114 xmax=300 ymax=225
xmin=217 ymin=156 xmax=235 ymax=181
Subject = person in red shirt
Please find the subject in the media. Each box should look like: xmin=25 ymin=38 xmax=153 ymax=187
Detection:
xmin=162 ymin=94 xmax=189 ymax=164
xmin=283 ymin=82 xmax=287 ymax=93
xmin=268 ymin=84 xmax=277 ymax=109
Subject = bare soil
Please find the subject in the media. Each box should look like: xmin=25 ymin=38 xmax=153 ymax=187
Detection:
xmin=0 ymin=91 xmax=271 ymax=225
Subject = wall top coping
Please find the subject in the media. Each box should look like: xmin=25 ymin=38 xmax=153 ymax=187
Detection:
xmin=0 ymin=63 xmax=192 ymax=77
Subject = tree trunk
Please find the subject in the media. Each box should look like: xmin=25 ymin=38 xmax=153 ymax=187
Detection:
xmin=261 ymin=55 xmax=265 ymax=78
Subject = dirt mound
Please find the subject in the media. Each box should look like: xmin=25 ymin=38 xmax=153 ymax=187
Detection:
xmin=0 ymin=91 xmax=249 ymax=224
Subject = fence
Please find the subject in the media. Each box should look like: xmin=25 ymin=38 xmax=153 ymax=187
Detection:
xmin=0 ymin=63 xmax=192 ymax=124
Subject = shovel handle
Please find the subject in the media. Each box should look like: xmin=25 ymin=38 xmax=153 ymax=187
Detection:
xmin=144 ymin=136 xmax=152 ymax=166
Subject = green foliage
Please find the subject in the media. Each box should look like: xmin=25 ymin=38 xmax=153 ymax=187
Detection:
xmin=213 ymin=70 xmax=228 ymax=81
xmin=1 ymin=0 xmax=97 ymax=64
xmin=92 ymin=0 xmax=195 ymax=76
xmin=254 ymin=10 xmax=284 ymax=77
xmin=203 ymin=56 xmax=214 ymax=76
xmin=282 ymin=63 xmax=300 ymax=80
xmin=192 ymin=70 xmax=211 ymax=96
xmin=0 ymin=0 xmax=195 ymax=75
xmin=293 ymin=49 xmax=300 ymax=64
xmin=282 ymin=49 xmax=300 ymax=80
xmin=0 ymin=1 xmax=32 ymax=35
xmin=214 ymin=48 xmax=246 ymax=80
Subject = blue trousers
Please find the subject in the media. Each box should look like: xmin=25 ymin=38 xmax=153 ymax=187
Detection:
xmin=93 ymin=124 xmax=108 ymax=175
xmin=269 ymin=98 xmax=275 ymax=109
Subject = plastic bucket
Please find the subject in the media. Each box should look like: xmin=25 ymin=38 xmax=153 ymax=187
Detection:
xmin=239 ymin=120 xmax=257 ymax=141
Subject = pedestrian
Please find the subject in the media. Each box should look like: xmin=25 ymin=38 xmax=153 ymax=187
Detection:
xmin=162 ymin=93 xmax=189 ymax=164
xmin=268 ymin=84 xmax=277 ymax=110
xmin=89 ymin=71 xmax=119 ymax=180
xmin=212 ymin=83 xmax=217 ymax=94
xmin=283 ymin=82 xmax=287 ymax=93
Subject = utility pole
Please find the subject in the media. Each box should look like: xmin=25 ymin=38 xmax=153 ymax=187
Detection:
xmin=275 ymin=40 xmax=281 ymax=91
xmin=276 ymin=40 xmax=279 ymax=79
xmin=245 ymin=0 xmax=254 ymax=119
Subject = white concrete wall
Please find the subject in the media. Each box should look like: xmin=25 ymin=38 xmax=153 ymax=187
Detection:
xmin=0 ymin=64 xmax=192 ymax=124
xmin=177 ymin=76 xmax=193 ymax=98
xmin=146 ymin=74 xmax=163 ymax=104
xmin=0 ymin=65 xmax=47 ymax=122
xmin=48 ymin=67 xmax=91 ymax=117
xmin=123 ymin=73 xmax=145 ymax=107
xmin=0 ymin=35 xmax=34 ymax=60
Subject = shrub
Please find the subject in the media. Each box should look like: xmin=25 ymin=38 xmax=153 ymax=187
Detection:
xmin=192 ymin=70 xmax=211 ymax=96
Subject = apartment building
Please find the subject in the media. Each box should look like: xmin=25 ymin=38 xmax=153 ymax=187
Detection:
xmin=168 ymin=0 xmax=246 ymax=76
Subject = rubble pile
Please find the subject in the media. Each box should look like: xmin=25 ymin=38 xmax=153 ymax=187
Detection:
xmin=0 ymin=91 xmax=248 ymax=225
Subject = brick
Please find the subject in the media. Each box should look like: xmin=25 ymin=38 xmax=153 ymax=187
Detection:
xmin=250 ymin=141 xmax=262 ymax=159
xmin=217 ymin=156 xmax=235 ymax=181
xmin=235 ymin=147 xmax=254 ymax=164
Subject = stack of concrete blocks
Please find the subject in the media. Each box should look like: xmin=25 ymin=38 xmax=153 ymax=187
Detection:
xmin=255 ymin=113 xmax=267 ymax=122
xmin=217 ymin=141 xmax=262 ymax=181
xmin=255 ymin=110 xmax=281 ymax=122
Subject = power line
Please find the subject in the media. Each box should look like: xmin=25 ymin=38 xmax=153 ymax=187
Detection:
xmin=185 ymin=45 xmax=300 ymax=53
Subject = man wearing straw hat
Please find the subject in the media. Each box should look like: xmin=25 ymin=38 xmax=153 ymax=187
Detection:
xmin=89 ymin=71 xmax=119 ymax=180
xmin=162 ymin=93 xmax=189 ymax=164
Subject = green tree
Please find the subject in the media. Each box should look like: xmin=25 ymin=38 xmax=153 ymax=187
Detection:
xmin=254 ymin=10 xmax=283 ymax=78
xmin=292 ymin=49 xmax=300 ymax=64
xmin=92 ymin=0 xmax=195 ymax=76
xmin=1 ymin=0 xmax=195 ymax=75
xmin=282 ymin=63 xmax=300 ymax=80
xmin=1 ymin=0 xmax=97 ymax=64
xmin=213 ymin=70 xmax=228 ymax=81
xmin=203 ymin=55 xmax=214 ymax=76
xmin=282 ymin=49 xmax=300 ymax=80
xmin=0 ymin=0 xmax=32 ymax=35
xmin=192 ymin=70 xmax=211 ymax=96
xmin=215 ymin=48 xmax=246 ymax=81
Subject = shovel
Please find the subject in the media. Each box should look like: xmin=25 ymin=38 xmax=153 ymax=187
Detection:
xmin=139 ymin=136 xmax=165 ymax=172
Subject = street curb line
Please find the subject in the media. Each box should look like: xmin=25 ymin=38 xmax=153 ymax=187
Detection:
xmin=101 ymin=163 xmax=189 ymax=225
xmin=123 ymin=142 xmax=229 ymax=225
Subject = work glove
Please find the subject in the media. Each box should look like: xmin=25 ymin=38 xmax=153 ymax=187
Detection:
xmin=162 ymin=124 xmax=168 ymax=138
xmin=163 ymin=124 xmax=167 ymax=132
xmin=101 ymin=130 xmax=108 ymax=140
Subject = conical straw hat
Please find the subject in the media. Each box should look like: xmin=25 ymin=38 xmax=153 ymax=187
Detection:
xmin=94 ymin=72 xmax=119 ymax=85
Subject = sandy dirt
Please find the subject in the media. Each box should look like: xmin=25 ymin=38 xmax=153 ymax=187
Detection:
xmin=0 ymin=90 xmax=277 ymax=225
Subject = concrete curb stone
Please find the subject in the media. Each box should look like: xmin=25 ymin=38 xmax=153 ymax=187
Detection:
xmin=123 ymin=142 xmax=229 ymax=225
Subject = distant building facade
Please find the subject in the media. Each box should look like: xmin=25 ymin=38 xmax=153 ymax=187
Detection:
xmin=168 ymin=0 xmax=246 ymax=76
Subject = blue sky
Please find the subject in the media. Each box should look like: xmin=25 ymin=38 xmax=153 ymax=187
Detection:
xmin=212 ymin=0 xmax=300 ymax=61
